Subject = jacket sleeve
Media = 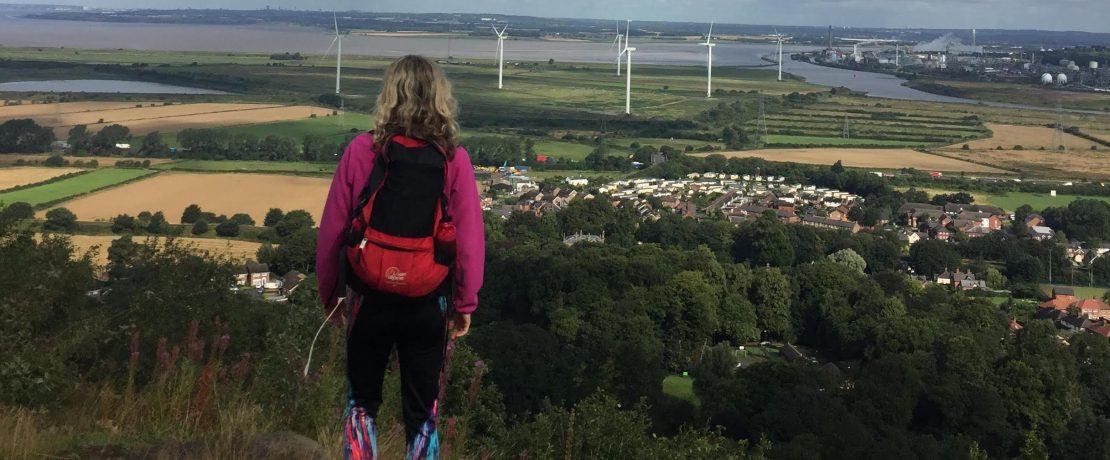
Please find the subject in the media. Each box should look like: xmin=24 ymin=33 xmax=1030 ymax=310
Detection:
xmin=315 ymin=141 xmax=358 ymax=313
xmin=449 ymin=148 xmax=485 ymax=314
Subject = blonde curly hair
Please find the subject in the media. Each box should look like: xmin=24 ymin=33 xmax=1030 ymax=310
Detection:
xmin=372 ymin=55 xmax=459 ymax=157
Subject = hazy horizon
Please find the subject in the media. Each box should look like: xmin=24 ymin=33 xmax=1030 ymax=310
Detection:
xmin=5 ymin=0 xmax=1110 ymax=34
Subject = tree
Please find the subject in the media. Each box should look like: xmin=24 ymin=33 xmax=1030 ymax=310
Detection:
xmin=751 ymin=268 xmax=793 ymax=341
xmin=216 ymin=221 xmax=240 ymax=237
xmin=0 ymin=119 xmax=55 ymax=153
xmin=302 ymin=134 xmax=326 ymax=161
xmin=146 ymin=211 xmax=170 ymax=234
xmin=191 ymin=220 xmax=209 ymax=235
xmin=830 ymin=160 xmax=846 ymax=174
xmin=0 ymin=202 xmax=33 ymax=221
xmin=1093 ymin=256 xmax=1110 ymax=285
xmin=110 ymin=214 xmax=135 ymax=233
xmin=718 ymin=293 xmax=759 ymax=344
xmin=732 ymin=215 xmax=794 ymax=267
xmin=229 ymin=213 xmax=256 ymax=226
xmin=828 ymin=248 xmax=866 ymax=273
xmin=67 ymin=124 xmax=90 ymax=153
xmin=138 ymin=131 xmax=168 ymax=157
xmin=258 ymin=227 xmax=315 ymax=274
xmin=1007 ymin=253 xmax=1044 ymax=284
xmin=909 ymin=239 xmax=961 ymax=275
xmin=43 ymin=208 xmax=77 ymax=232
xmin=91 ymin=124 xmax=131 ymax=155
xmin=983 ymin=266 xmax=1008 ymax=289
xmin=263 ymin=208 xmax=284 ymax=227
xmin=275 ymin=210 xmax=314 ymax=238
xmin=260 ymin=135 xmax=299 ymax=161
xmin=181 ymin=204 xmax=203 ymax=224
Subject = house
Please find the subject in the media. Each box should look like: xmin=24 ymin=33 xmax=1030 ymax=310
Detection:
xmin=801 ymin=215 xmax=861 ymax=233
xmin=896 ymin=230 xmax=922 ymax=246
xmin=282 ymin=270 xmax=306 ymax=295
xmin=1029 ymin=226 xmax=1055 ymax=241
xmin=564 ymin=177 xmax=589 ymax=187
xmin=927 ymin=222 xmax=951 ymax=240
xmin=235 ymin=261 xmax=272 ymax=289
xmin=1040 ymin=287 xmax=1077 ymax=311
xmin=1075 ymin=299 xmax=1110 ymax=319
xmin=935 ymin=269 xmax=988 ymax=291
xmin=1025 ymin=214 xmax=1045 ymax=228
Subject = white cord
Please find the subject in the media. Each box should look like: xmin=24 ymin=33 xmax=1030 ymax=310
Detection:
xmin=304 ymin=297 xmax=344 ymax=377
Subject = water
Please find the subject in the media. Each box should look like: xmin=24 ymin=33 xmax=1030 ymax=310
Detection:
xmin=0 ymin=15 xmax=1092 ymax=110
xmin=0 ymin=79 xmax=229 ymax=94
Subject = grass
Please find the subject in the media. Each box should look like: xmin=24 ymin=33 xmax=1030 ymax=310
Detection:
xmin=1041 ymin=285 xmax=1109 ymax=300
xmin=0 ymin=168 xmax=155 ymax=207
xmin=979 ymin=192 xmax=1110 ymax=212
xmin=662 ymin=375 xmax=699 ymax=406
xmin=200 ymin=113 xmax=373 ymax=145
xmin=531 ymin=140 xmax=596 ymax=161
xmin=155 ymin=160 xmax=337 ymax=175
xmin=764 ymin=134 xmax=931 ymax=147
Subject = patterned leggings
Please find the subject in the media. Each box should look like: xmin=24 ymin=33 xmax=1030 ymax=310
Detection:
xmin=343 ymin=288 xmax=448 ymax=459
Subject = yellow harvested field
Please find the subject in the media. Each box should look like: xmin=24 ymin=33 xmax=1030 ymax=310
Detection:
xmin=52 ymin=234 xmax=262 ymax=267
xmin=0 ymin=167 xmax=82 ymax=190
xmin=44 ymin=172 xmax=330 ymax=223
xmin=700 ymin=148 xmax=1007 ymax=173
xmin=0 ymin=155 xmax=174 ymax=167
xmin=954 ymin=123 xmax=1098 ymax=151
xmin=940 ymin=149 xmax=1110 ymax=180
xmin=0 ymin=102 xmax=332 ymax=136
xmin=0 ymin=101 xmax=157 ymax=119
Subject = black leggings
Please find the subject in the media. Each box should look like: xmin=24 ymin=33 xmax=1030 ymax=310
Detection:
xmin=346 ymin=288 xmax=447 ymax=443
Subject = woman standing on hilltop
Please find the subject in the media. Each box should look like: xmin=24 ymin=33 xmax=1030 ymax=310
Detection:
xmin=316 ymin=55 xmax=485 ymax=460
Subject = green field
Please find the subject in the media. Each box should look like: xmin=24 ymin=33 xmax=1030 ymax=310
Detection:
xmin=531 ymin=140 xmax=596 ymax=161
xmin=979 ymin=192 xmax=1110 ymax=212
xmin=155 ymin=160 xmax=337 ymax=174
xmin=1040 ymin=285 xmax=1109 ymax=300
xmin=202 ymin=114 xmax=373 ymax=145
xmin=0 ymin=168 xmax=155 ymax=207
xmin=662 ymin=375 xmax=699 ymax=406
xmin=764 ymin=134 xmax=931 ymax=147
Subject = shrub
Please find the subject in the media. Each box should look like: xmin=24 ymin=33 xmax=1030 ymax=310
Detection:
xmin=961 ymin=144 xmax=970 ymax=150
xmin=111 ymin=214 xmax=136 ymax=233
xmin=191 ymin=220 xmax=209 ymax=235
xmin=216 ymin=221 xmax=240 ymax=237
xmin=1014 ymin=145 xmax=1024 ymax=150
xmin=229 ymin=213 xmax=255 ymax=226
xmin=44 ymin=155 xmax=66 ymax=167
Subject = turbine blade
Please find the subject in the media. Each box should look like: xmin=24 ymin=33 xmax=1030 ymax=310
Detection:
xmin=322 ymin=36 xmax=338 ymax=61
xmin=333 ymin=12 xmax=339 ymax=35
xmin=707 ymin=22 xmax=714 ymax=44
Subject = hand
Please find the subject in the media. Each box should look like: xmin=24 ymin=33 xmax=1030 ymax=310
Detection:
xmin=450 ymin=312 xmax=471 ymax=340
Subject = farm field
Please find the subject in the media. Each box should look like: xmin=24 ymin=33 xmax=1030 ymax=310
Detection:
xmin=0 ymin=168 xmax=154 ymax=206
xmin=0 ymin=155 xmax=175 ymax=167
xmin=662 ymin=375 xmax=699 ymax=406
xmin=895 ymin=188 xmax=1110 ymax=212
xmin=36 ymin=103 xmax=330 ymax=137
xmin=44 ymin=172 xmax=330 ymax=222
xmin=0 ymin=167 xmax=83 ymax=190
xmin=764 ymin=134 xmax=930 ymax=147
xmin=955 ymin=123 xmax=1100 ymax=151
xmin=207 ymin=113 xmax=373 ymax=146
xmin=154 ymin=160 xmax=337 ymax=174
xmin=938 ymin=147 xmax=1110 ymax=180
xmin=698 ymin=148 xmax=1008 ymax=172
xmin=905 ymin=79 xmax=1110 ymax=112
xmin=54 ymin=234 xmax=263 ymax=267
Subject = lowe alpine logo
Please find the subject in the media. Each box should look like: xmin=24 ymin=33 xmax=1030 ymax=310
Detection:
xmin=385 ymin=267 xmax=407 ymax=284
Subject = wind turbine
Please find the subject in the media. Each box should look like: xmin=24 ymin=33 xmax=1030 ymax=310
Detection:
xmin=620 ymin=20 xmax=635 ymax=115
xmin=772 ymin=32 xmax=791 ymax=81
xmin=323 ymin=13 xmax=344 ymax=95
xmin=492 ymin=25 xmax=508 ymax=89
xmin=700 ymin=22 xmax=716 ymax=98
xmin=610 ymin=22 xmax=624 ymax=76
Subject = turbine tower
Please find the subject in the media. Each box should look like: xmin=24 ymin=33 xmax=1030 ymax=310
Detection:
xmin=620 ymin=20 xmax=635 ymax=115
xmin=611 ymin=22 xmax=624 ymax=76
xmin=700 ymin=22 xmax=716 ymax=98
xmin=492 ymin=25 xmax=508 ymax=89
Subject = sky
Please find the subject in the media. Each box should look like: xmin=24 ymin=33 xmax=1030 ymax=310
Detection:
xmin=11 ymin=0 xmax=1110 ymax=33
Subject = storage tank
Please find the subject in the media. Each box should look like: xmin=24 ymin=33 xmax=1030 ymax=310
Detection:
xmin=1092 ymin=61 xmax=1100 ymax=69
xmin=1068 ymin=63 xmax=1080 ymax=71
xmin=1041 ymin=73 xmax=1054 ymax=85
xmin=1057 ymin=73 xmax=1068 ymax=85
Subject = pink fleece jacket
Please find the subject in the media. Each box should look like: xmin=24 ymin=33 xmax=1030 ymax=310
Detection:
xmin=315 ymin=132 xmax=485 ymax=314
